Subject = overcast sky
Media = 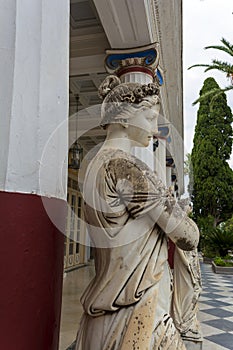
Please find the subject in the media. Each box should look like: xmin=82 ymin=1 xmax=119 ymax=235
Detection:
xmin=183 ymin=0 xmax=233 ymax=167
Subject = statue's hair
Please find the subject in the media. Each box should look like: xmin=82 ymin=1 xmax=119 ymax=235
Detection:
xmin=98 ymin=75 xmax=160 ymax=128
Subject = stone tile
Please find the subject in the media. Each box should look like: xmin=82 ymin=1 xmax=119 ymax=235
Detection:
xmin=203 ymin=319 xmax=233 ymax=332
xmin=199 ymin=303 xmax=216 ymax=311
xmin=204 ymin=308 xmax=233 ymax=318
xmin=202 ymin=292 xmax=229 ymax=299
xmin=59 ymin=265 xmax=95 ymax=350
xmin=224 ymin=316 xmax=233 ymax=322
xmin=200 ymin=323 xmax=224 ymax=337
xmin=206 ymin=333 xmax=233 ymax=349
xmin=66 ymin=341 xmax=76 ymax=350
xmin=198 ymin=310 xmax=217 ymax=322
xmin=202 ymin=339 xmax=230 ymax=350
xmin=202 ymin=287 xmax=225 ymax=293
xmin=224 ymin=305 xmax=233 ymax=312
xmin=215 ymin=292 xmax=233 ymax=298
xmin=203 ymin=300 xmax=232 ymax=308
xmin=60 ymin=262 xmax=233 ymax=350
xmin=60 ymin=330 xmax=76 ymax=350
xmin=219 ymin=279 xmax=233 ymax=283
xmin=199 ymin=296 xmax=213 ymax=302
xmin=218 ymin=298 xmax=233 ymax=304
xmin=223 ymin=277 xmax=233 ymax=281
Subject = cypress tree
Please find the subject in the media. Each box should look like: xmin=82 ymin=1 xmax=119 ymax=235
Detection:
xmin=191 ymin=77 xmax=233 ymax=227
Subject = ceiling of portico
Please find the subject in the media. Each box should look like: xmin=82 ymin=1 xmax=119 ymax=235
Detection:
xmin=69 ymin=0 xmax=108 ymax=110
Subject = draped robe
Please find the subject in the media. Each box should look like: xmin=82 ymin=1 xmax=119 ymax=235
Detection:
xmin=75 ymin=149 xmax=197 ymax=350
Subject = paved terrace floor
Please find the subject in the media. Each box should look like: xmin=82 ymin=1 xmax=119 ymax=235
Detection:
xmin=59 ymin=263 xmax=233 ymax=350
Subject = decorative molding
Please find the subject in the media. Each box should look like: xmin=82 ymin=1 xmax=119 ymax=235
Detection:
xmin=166 ymin=157 xmax=175 ymax=168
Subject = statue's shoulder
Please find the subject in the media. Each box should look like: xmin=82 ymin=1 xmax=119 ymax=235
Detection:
xmin=96 ymin=149 xmax=147 ymax=173
xmin=92 ymin=149 xmax=162 ymax=187
xmin=97 ymin=149 xmax=159 ymax=187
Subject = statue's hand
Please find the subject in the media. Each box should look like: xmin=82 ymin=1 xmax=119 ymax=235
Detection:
xmin=178 ymin=198 xmax=192 ymax=215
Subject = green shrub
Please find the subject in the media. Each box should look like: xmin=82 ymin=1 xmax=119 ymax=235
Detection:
xmin=214 ymin=256 xmax=233 ymax=267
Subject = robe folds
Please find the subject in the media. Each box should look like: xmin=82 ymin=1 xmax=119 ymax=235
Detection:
xmin=75 ymin=149 xmax=191 ymax=350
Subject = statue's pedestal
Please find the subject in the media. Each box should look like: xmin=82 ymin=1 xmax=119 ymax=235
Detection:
xmin=184 ymin=340 xmax=203 ymax=350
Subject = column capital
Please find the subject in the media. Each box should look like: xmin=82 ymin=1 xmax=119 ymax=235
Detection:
xmin=156 ymin=126 xmax=171 ymax=142
xmin=104 ymin=43 xmax=163 ymax=84
xmin=166 ymin=157 xmax=175 ymax=168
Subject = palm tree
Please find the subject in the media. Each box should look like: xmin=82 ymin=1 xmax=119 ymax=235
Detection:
xmin=204 ymin=227 xmax=233 ymax=258
xmin=188 ymin=38 xmax=233 ymax=104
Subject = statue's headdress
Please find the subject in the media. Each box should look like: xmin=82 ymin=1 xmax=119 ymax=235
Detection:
xmin=99 ymin=75 xmax=160 ymax=128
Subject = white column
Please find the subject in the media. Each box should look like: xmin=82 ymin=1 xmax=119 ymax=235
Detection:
xmin=166 ymin=166 xmax=172 ymax=188
xmin=155 ymin=138 xmax=166 ymax=184
xmin=121 ymin=72 xmax=153 ymax=84
xmin=0 ymin=0 xmax=69 ymax=200
xmin=0 ymin=2 xmax=69 ymax=348
xmin=132 ymin=140 xmax=154 ymax=170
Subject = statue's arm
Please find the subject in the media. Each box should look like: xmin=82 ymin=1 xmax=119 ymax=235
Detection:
xmin=108 ymin=156 xmax=199 ymax=251
xmin=149 ymin=203 xmax=199 ymax=251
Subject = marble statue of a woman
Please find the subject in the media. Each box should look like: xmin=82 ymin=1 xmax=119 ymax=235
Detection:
xmin=75 ymin=75 xmax=200 ymax=350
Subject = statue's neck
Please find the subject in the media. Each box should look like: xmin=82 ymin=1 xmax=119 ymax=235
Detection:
xmin=102 ymin=133 xmax=132 ymax=153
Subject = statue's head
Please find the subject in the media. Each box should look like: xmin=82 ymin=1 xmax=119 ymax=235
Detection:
xmin=98 ymin=75 xmax=160 ymax=129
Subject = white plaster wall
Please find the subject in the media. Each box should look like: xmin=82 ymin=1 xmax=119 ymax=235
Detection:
xmin=0 ymin=0 xmax=69 ymax=200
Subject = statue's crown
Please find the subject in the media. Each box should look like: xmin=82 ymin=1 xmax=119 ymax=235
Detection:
xmin=120 ymin=82 xmax=159 ymax=104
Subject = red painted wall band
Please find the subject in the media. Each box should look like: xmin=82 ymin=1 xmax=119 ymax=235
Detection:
xmin=0 ymin=191 xmax=66 ymax=350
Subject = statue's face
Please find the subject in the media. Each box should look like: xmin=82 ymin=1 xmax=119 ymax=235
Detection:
xmin=127 ymin=103 xmax=160 ymax=147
